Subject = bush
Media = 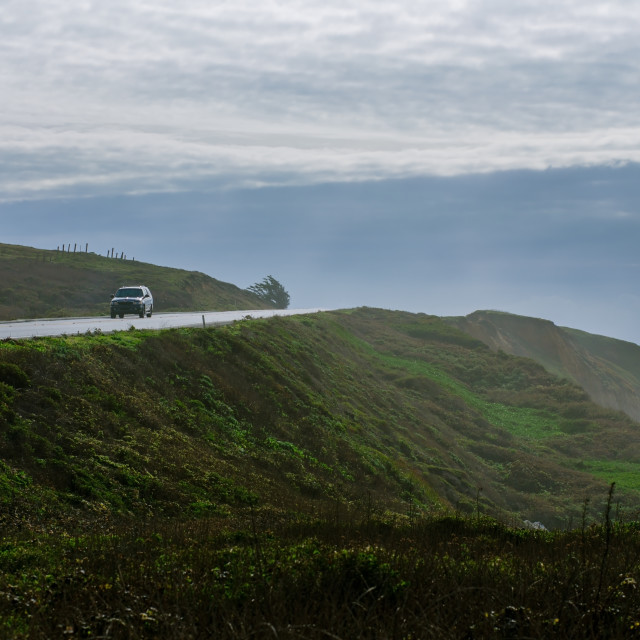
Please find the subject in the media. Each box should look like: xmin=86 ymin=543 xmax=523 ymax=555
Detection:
xmin=0 ymin=363 xmax=30 ymax=389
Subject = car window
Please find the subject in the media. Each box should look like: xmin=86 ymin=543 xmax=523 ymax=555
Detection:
xmin=116 ymin=288 xmax=144 ymax=297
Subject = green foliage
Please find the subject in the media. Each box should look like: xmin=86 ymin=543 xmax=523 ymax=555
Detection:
xmin=0 ymin=306 xmax=637 ymax=531
xmin=0 ymin=381 xmax=17 ymax=425
xmin=1 ymin=305 xmax=640 ymax=636
xmin=579 ymin=460 xmax=640 ymax=492
xmin=246 ymin=275 xmax=290 ymax=308
xmin=0 ymin=362 xmax=30 ymax=389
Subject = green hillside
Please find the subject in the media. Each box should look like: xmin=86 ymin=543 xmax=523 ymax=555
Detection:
xmin=1 ymin=307 xmax=637 ymax=530
xmin=0 ymin=242 xmax=271 ymax=319
xmin=3 ymin=307 xmax=640 ymax=638
xmin=445 ymin=310 xmax=640 ymax=422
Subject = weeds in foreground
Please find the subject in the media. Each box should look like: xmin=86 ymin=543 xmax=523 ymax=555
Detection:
xmin=2 ymin=507 xmax=640 ymax=639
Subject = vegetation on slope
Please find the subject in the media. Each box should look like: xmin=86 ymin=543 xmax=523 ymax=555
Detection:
xmin=4 ymin=512 xmax=640 ymax=639
xmin=1 ymin=307 xmax=638 ymax=532
xmin=3 ymin=307 xmax=640 ymax=637
xmin=446 ymin=309 xmax=640 ymax=422
xmin=0 ymin=242 xmax=271 ymax=320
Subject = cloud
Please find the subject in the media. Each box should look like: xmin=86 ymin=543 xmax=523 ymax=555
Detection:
xmin=1 ymin=0 xmax=640 ymax=200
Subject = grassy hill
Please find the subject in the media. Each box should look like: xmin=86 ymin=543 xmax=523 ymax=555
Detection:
xmin=3 ymin=307 xmax=640 ymax=637
xmin=1 ymin=307 xmax=638 ymax=530
xmin=445 ymin=310 xmax=640 ymax=422
xmin=0 ymin=242 xmax=271 ymax=319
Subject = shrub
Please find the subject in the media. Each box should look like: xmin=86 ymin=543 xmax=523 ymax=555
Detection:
xmin=0 ymin=363 xmax=30 ymax=389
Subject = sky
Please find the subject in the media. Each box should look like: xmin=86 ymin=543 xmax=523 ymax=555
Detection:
xmin=2 ymin=0 xmax=640 ymax=343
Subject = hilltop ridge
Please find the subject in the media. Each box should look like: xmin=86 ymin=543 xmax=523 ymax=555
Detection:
xmin=445 ymin=310 xmax=640 ymax=421
xmin=0 ymin=242 xmax=271 ymax=320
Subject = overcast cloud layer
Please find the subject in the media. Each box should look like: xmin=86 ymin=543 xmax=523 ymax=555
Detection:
xmin=2 ymin=0 xmax=640 ymax=199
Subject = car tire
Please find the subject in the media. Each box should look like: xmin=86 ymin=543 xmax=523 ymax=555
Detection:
xmin=110 ymin=312 xmax=116 ymax=319
xmin=139 ymin=308 xmax=145 ymax=318
xmin=119 ymin=313 xmax=124 ymax=318
xmin=147 ymin=306 xmax=153 ymax=317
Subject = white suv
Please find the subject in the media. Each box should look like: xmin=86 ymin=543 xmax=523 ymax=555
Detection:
xmin=110 ymin=285 xmax=154 ymax=318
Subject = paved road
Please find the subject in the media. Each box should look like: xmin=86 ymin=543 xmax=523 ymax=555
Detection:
xmin=0 ymin=308 xmax=325 ymax=340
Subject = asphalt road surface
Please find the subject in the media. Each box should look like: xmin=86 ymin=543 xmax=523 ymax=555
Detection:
xmin=0 ymin=308 xmax=325 ymax=340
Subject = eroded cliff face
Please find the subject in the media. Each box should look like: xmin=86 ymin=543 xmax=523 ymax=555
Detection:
xmin=446 ymin=310 xmax=640 ymax=422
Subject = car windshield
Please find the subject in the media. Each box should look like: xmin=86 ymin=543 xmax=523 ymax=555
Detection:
xmin=115 ymin=288 xmax=144 ymax=298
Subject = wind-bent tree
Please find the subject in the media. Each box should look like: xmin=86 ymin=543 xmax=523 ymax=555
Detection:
xmin=246 ymin=275 xmax=290 ymax=309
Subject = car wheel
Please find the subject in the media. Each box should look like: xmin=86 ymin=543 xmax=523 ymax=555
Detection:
xmin=139 ymin=307 xmax=145 ymax=318
xmin=147 ymin=306 xmax=153 ymax=317
xmin=119 ymin=313 xmax=124 ymax=318
xmin=110 ymin=312 xmax=116 ymax=318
